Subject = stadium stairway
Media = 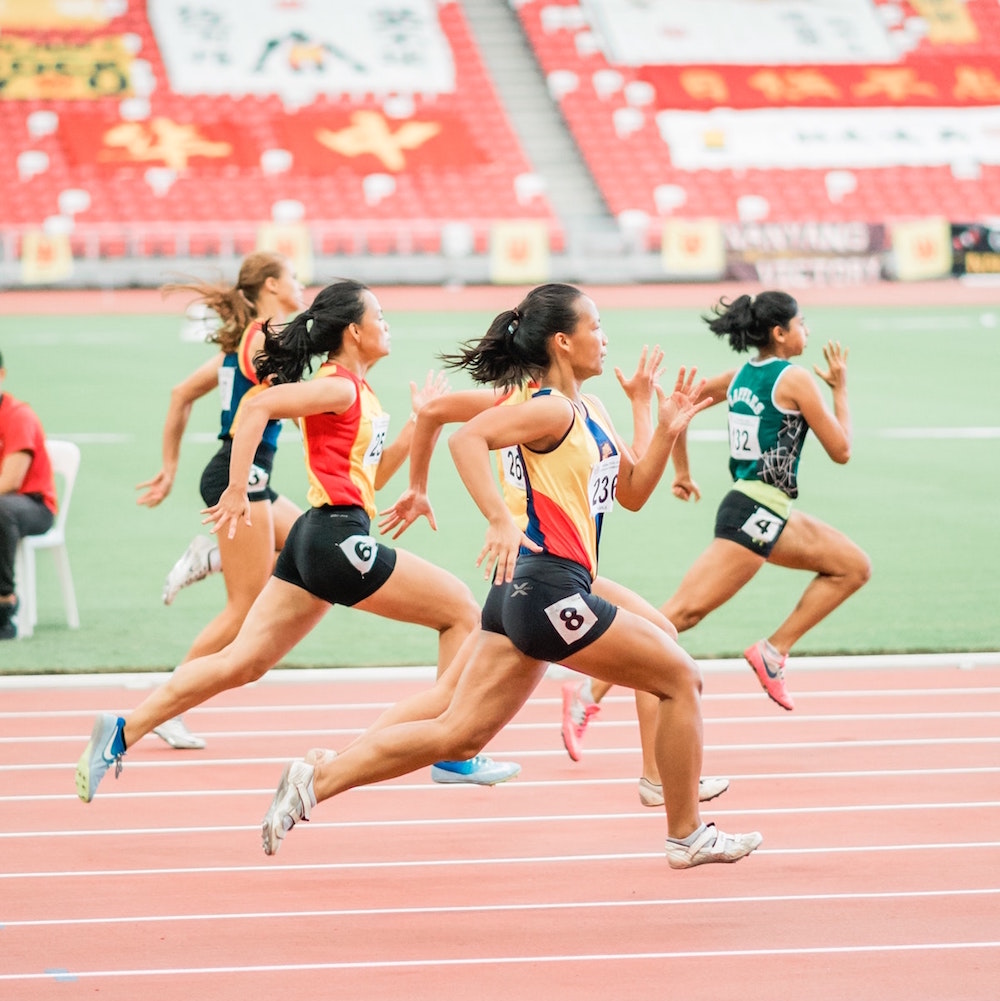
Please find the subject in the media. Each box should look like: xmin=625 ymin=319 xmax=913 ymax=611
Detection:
xmin=460 ymin=0 xmax=619 ymax=251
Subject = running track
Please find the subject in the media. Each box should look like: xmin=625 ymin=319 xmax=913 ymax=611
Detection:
xmin=3 ymin=658 xmax=999 ymax=1000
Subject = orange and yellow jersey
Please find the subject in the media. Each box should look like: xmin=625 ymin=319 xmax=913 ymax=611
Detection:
xmin=494 ymin=380 xmax=539 ymax=530
xmin=299 ymin=362 xmax=389 ymax=520
xmin=520 ymin=389 xmax=619 ymax=579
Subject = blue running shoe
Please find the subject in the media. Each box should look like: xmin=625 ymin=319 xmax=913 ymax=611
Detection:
xmin=75 ymin=713 xmax=126 ymax=802
xmin=430 ymin=755 xmax=521 ymax=786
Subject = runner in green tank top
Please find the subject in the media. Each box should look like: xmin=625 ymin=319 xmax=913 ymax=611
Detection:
xmin=660 ymin=291 xmax=871 ymax=710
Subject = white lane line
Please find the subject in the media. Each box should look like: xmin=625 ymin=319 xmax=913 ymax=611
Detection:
xmin=6 ymin=709 xmax=1000 ymax=743
xmin=4 ymin=766 xmax=999 ymax=804
xmin=1 ymin=655 xmax=997 ymax=692
xmin=2 ymin=940 xmax=999 ymax=981
xmin=879 ymin=427 xmax=1000 ymax=439
xmin=2 ymin=801 xmax=998 ymax=841
xmin=4 ymin=886 xmax=998 ymax=928
xmin=4 ymin=841 xmax=1000 ymax=880
xmin=3 ymin=735 xmax=1000 ymax=775
xmin=4 ymin=690 xmax=1000 ymax=723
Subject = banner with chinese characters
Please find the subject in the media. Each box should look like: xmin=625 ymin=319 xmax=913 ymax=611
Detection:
xmin=582 ymin=0 xmax=898 ymax=66
xmin=639 ymin=62 xmax=1000 ymax=110
xmin=655 ymin=107 xmax=1000 ymax=171
xmin=723 ymin=221 xmax=888 ymax=287
xmin=0 ymin=0 xmax=116 ymax=27
xmin=489 ymin=222 xmax=551 ymax=285
xmin=0 ymin=34 xmax=133 ymax=99
xmin=147 ymin=0 xmax=455 ymax=104
xmin=275 ymin=110 xmax=488 ymax=174
xmin=20 ymin=230 xmax=73 ymax=284
xmin=59 ymin=115 xmax=258 ymax=171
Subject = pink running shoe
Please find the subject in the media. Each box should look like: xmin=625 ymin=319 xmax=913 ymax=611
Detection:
xmin=561 ymin=681 xmax=601 ymax=761
xmin=744 ymin=640 xmax=794 ymax=710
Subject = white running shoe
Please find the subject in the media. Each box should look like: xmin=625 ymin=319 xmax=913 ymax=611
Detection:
xmin=638 ymin=775 xmax=731 ymax=807
xmin=153 ymin=716 xmax=206 ymax=750
xmin=162 ymin=535 xmax=216 ymax=605
xmin=665 ymin=823 xmax=763 ymax=869
xmin=430 ymin=755 xmax=521 ymax=785
xmin=262 ymin=760 xmax=317 ymax=856
xmin=75 ymin=713 xmax=126 ymax=803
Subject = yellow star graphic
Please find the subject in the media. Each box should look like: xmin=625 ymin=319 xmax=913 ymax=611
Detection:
xmin=316 ymin=110 xmax=442 ymax=171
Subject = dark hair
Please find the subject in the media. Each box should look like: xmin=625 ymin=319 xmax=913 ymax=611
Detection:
xmin=440 ymin=283 xmax=585 ymax=387
xmin=704 ymin=290 xmax=799 ymax=353
xmin=162 ymin=251 xmax=288 ymax=353
xmin=253 ymin=278 xmax=369 ymax=385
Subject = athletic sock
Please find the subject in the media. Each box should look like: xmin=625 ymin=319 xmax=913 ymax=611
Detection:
xmin=208 ymin=547 xmax=222 ymax=574
xmin=579 ymin=677 xmax=595 ymax=704
xmin=666 ymin=822 xmax=708 ymax=846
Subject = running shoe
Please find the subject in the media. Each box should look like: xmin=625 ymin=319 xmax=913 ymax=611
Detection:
xmin=430 ymin=755 xmax=521 ymax=785
xmin=639 ymin=775 xmax=731 ymax=807
xmin=153 ymin=715 xmax=206 ymax=750
xmin=75 ymin=713 xmax=126 ymax=803
xmin=744 ymin=639 xmax=794 ymax=710
xmin=162 ymin=535 xmax=215 ymax=605
xmin=665 ymin=824 xmax=763 ymax=869
xmin=262 ymin=760 xmax=316 ymax=856
xmin=560 ymin=681 xmax=601 ymax=762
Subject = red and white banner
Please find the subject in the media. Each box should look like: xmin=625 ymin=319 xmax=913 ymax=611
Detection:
xmin=655 ymin=106 xmax=1000 ymax=170
xmin=59 ymin=115 xmax=259 ymax=170
xmin=148 ymin=0 xmax=455 ymax=104
xmin=639 ymin=62 xmax=1000 ymax=110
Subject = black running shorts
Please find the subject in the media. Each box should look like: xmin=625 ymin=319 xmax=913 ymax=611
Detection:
xmin=274 ymin=505 xmax=397 ymax=606
xmin=481 ymin=553 xmax=616 ymax=663
xmin=714 ymin=489 xmax=787 ymax=557
xmin=200 ymin=439 xmax=278 ymax=506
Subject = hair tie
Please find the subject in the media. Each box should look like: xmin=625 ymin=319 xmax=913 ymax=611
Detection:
xmin=508 ymin=306 xmax=524 ymax=338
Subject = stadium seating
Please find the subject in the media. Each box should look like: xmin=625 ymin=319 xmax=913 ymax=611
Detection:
xmin=0 ymin=2 xmax=561 ymax=261
xmin=3 ymin=0 xmax=998 ymax=267
xmin=516 ymin=0 xmax=1000 ymax=247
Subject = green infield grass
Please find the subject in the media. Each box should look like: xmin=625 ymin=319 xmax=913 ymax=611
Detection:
xmin=1 ymin=297 xmax=997 ymax=672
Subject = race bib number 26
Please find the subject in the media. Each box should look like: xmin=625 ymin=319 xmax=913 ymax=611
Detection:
xmin=363 ymin=414 xmax=390 ymax=466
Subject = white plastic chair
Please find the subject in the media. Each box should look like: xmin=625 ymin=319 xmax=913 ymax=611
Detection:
xmin=13 ymin=439 xmax=81 ymax=639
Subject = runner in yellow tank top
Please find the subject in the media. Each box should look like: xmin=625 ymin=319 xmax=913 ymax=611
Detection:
xmin=378 ymin=353 xmax=730 ymax=806
xmin=260 ymin=283 xmax=761 ymax=869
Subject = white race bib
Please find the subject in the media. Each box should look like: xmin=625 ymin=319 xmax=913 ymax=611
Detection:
xmin=339 ymin=534 xmax=378 ymax=575
xmin=588 ymin=454 xmax=620 ymax=515
xmin=218 ymin=366 xmax=235 ymax=412
xmin=247 ymin=463 xmax=269 ymax=492
xmin=544 ymin=593 xmax=599 ymax=646
xmin=740 ymin=506 xmax=784 ymax=545
xmin=500 ymin=445 xmax=526 ymax=492
xmin=728 ymin=412 xmax=762 ymax=461
xmin=363 ymin=414 xmax=390 ymax=467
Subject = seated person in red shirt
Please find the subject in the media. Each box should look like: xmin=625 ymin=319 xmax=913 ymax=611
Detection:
xmin=0 ymin=348 xmax=57 ymax=639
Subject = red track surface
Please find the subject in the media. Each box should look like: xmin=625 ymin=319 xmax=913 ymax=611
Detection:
xmin=2 ymin=661 xmax=999 ymax=1000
